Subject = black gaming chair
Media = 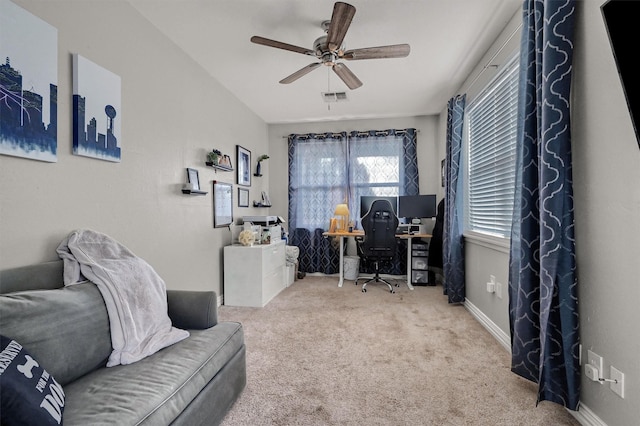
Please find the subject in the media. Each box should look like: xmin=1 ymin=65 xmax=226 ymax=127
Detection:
xmin=355 ymin=199 xmax=400 ymax=293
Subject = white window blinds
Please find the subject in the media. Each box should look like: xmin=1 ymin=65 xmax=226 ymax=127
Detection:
xmin=465 ymin=55 xmax=519 ymax=238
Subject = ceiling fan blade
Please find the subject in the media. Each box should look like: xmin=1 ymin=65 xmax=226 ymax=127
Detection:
xmin=327 ymin=2 xmax=356 ymax=51
xmin=332 ymin=63 xmax=362 ymax=90
xmin=279 ymin=63 xmax=322 ymax=84
xmin=342 ymin=44 xmax=411 ymax=60
xmin=251 ymin=36 xmax=314 ymax=56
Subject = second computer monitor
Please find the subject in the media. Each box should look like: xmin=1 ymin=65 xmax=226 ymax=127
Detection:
xmin=360 ymin=196 xmax=398 ymax=218
xmin=398 ymin=194 xmax=437 ymax=220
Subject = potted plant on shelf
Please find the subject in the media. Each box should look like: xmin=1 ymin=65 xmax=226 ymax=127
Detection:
xmin=255 ymin=154 xmax=269 ymax=176
xmin=206 ymin=149 xmax=222 ymax=166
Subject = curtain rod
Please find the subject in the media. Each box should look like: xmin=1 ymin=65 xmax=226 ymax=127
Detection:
xmin=460 ymin=22 xmax=522 ymax=95
xmin=281 ymin=129 xmax=419 ymax=139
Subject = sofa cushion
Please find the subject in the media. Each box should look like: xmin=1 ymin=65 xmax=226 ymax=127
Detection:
xmin=61 ymin=322 xmax=244 ymax=425
xmin=0 ymin=283 xmax=112 ymax=386
xmin=0 ymin=261 xmax=64 ymax=294
xmin=0 ymin=335 xmax=65 ymax=425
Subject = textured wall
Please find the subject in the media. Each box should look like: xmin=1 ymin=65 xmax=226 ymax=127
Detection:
xmin=0 ymin=0 xmax=269 ymax=296
xmin=571 ymin=1 xmax=640 ymax=424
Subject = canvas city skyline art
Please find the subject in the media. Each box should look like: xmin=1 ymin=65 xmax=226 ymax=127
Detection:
xmin=0 ymin=0 xmax=58 ymax=162
xmin=73 ymin=54 xmax=121 ymax=162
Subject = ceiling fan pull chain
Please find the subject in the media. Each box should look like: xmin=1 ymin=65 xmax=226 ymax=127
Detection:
xmin=327 ymin=68 xmax=331 ymax=111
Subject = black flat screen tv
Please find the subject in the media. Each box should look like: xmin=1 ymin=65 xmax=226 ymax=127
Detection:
xmin=602 ymin=0 xmax=640 ymax=149
xmin=398 ymin=194 xmax=437 ymax=220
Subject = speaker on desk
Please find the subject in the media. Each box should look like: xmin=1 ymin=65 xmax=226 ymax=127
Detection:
xmin=418 ymin=224 xmax=428 ymax=235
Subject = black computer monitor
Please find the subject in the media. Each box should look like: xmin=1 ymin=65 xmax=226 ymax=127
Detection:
xmin=359 ymin=196 xmax=398 ymax=218
xmin=398 ymin=194 xmax=437 ymax=220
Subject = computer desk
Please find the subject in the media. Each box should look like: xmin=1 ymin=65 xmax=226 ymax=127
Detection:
xmin=322 ymin=230 xmax=432 ymax=290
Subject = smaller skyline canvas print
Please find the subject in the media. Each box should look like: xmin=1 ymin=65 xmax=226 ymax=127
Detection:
xmin=73 ymin=54 xmax=121 ymax=162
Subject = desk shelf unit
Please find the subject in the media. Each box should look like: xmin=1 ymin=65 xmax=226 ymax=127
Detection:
xmin=410 ymin=240 xmax=430 ymax=285
xmin=223 ymin=240 xmax=286 ymax=307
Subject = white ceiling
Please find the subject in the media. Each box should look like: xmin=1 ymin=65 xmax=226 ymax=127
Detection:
xmin=128 ymin=0 xmax=521 ymax=124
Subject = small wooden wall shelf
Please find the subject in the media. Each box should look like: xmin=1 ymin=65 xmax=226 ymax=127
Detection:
xmin=206 ymin=162 xmax=234 ymax=173
xmin=182 ymin=189 xmax=208 ymax=195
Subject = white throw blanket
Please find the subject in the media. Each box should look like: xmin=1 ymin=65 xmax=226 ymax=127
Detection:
xmin=56 ymin=229 xmax=189 ymax=367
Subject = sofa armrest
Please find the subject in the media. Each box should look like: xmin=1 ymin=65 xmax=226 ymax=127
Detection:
xmin=166 ymin=290 xmax=218 ymax=330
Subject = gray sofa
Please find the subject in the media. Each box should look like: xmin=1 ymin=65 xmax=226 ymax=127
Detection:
xmin=0 ymin=260 xmax=246 ymax=425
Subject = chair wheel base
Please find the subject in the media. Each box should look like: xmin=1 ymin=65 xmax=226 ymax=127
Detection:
xmin=359 ymin=276 xmax=396 ymax=294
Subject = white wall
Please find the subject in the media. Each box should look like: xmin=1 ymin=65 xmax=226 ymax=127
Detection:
xmin=571 ymin=1 xmax=640 ymax=424
xmin=0 ymin=0 xmax=270 ymax=296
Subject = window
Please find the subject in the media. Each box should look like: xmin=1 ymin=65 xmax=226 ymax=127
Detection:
xmin=288 ymin=134 xmax=347 ymax=231
xmin=349 ymin=134 xmax=403 ymax=219
xmin=464 ymin=54 xmax=519 ymax=239
xmin=289 ymin=130 xmax=417 ymax=231
xmin=288 ymin=129 xmax=418 ymax=274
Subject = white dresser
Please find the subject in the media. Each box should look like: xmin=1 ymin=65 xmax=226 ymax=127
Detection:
xmin=223 ymin=239 xmax=286 ymax=307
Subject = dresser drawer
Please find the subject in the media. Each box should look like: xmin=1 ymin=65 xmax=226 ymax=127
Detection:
xmin=412 ymin=243 xmax=429 ymax=251
xmin=411 ymin=257 xmax=428 ymax=270
xmin=262 ymin=266 xmax=285 ymax=305
xmin=412 ymin=270 xmax=430 ymax=284
xmin=262 ymin=241 xmax=285 ymax=275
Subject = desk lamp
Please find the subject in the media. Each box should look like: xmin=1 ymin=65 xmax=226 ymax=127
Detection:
xmin=334 ymin=204 xmax=350 ymax=232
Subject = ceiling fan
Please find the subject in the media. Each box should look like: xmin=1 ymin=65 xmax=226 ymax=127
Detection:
xmin=250 ymin=1 xmax=410 ymax=90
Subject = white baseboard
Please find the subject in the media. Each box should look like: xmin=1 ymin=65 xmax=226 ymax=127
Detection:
xmin=463 ymin=298 xmax=607 ymax=426
xmin=464 ymin=298 xmax=511 ymax=351
xmin=570 ymin=403 xmax=607 ymax=426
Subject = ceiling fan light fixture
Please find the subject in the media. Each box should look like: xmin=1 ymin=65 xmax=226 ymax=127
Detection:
xmin=322 ymin=52 xmax=338 ymax=66
xmin=250 ymin=2 xmax=409 ymax=90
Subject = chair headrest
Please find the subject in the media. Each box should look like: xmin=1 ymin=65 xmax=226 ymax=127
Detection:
xmin=360 ymin=199 xmax=399 ymax=239
xmin=362 ymin=199 xmax=397 ymax=220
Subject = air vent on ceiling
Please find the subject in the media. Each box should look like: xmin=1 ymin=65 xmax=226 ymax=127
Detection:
xmin=321 ymin=92 xmax=349 ymax=103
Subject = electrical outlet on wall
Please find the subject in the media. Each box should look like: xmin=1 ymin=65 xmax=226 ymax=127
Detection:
xmin=587 ymin=350 xmax=603 ymax=383
xmin=610 ymin=366 xmax=625 ymax=398
xmin=495 ymin=281 xmax=503 ymax=299
xmin=486 ymin=275 xmax=496 ymax=293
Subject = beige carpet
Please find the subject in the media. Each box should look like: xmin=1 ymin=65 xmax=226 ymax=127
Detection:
xmin=218 ymin=275 xmax=580 ymax=426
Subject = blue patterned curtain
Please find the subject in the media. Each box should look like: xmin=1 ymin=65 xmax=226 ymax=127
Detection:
xmin=288 ymin=133 xmax=347 ymax=274
xmin=288 ymin=129 xmax=418 ymax=275
xmin=508 ymin=0 xmax=579 ymax=410
xmin=443 ymin=95 xmax=466 ymax=303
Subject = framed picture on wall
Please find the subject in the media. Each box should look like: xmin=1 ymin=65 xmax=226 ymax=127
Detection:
xmin=187 ymin=167 xmax=201 ymax=190
xmin=236 ymin=145 xmax=251 ymax=187
xmin=213 ymin=181 xmax=233 ymax=227
xmin=238 ymin=188 xmax=249 ymax=207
